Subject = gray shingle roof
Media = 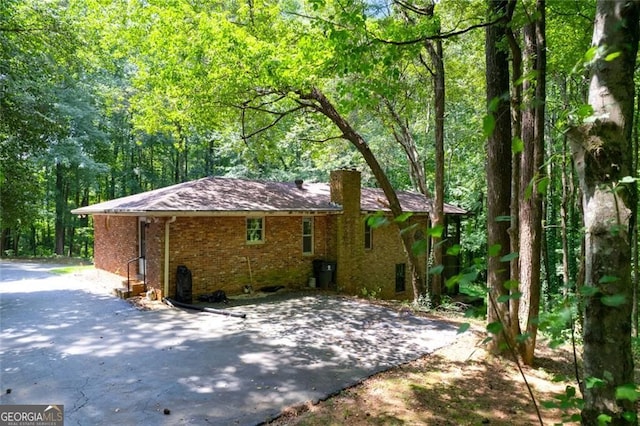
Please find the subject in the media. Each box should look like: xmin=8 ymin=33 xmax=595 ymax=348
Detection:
xmin=71 ymin=176 xmax=467 ymax=216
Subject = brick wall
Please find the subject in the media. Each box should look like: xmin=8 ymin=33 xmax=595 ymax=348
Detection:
xmin=164 ymin=215 xmax=335 ymax=298
xmin=330 ymin=169 xmax=428 ymax=301
xmin=360 ymin=215 xmax=429 ymax=300
xmin=145 ymin=220 xmax=164 ymax=295
xmin=93 ymin=215 xmax=138 ymax=277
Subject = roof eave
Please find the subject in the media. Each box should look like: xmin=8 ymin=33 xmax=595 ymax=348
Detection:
xmin=72 ymin=209 xmax=343 ymax=217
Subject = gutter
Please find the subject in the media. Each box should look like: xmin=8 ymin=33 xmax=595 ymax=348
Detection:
xmin=164 ymin=216 xmax=177 ymax=298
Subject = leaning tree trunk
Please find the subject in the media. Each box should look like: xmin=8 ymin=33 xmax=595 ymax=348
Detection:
xmin=569 ymin=1 xmax=639 ymax=424
xmin=303 ymin=87 xmax=425 ymax=300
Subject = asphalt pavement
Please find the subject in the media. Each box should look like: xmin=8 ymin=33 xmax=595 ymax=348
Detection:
xmin=0 ymin=261 xmax=459 ymax=425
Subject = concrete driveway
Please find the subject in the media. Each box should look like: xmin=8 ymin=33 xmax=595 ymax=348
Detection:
xmin=0 ymin=262 xmax=459 ymax=425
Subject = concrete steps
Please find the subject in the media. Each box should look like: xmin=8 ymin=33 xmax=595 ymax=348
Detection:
xmin=114 ymin=280 xmax=145 ymax=299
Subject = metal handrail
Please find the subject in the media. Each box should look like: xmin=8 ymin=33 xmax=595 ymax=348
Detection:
xmin=126 ymin=256 xmax=145 ymax=294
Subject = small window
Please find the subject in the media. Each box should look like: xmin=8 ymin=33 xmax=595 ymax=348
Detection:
xmin=246 ymin=217 xmax=264 ymax=243
xmin=302 ymin=217 xmax=314 ymax=254
xmin=395 ymin=263 xmax=406 ymax=293
xmin=364 ymin=221 xmax=372 ymax=250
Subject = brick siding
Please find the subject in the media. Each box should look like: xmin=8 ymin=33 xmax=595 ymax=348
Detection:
xmin=91 ymin=170 xmax=431 ymax=302
xmin=93 ymin=215 xmax=138 ymax=277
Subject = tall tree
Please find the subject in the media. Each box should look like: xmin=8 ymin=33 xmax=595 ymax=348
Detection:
xmin=517 ymin=0 xmax=546 ymax=365
xmin=485 ymin=0 xmax=514 ymax=354
xmin=568 ymin=0 xmax=639 ymax=423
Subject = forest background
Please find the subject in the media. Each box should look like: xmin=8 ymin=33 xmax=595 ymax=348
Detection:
xmin=1 ymin=0 xmax=639 ymax=424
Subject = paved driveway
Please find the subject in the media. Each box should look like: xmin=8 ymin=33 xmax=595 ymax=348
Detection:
xmin=0 ymin=262 xmax=459 ymax=425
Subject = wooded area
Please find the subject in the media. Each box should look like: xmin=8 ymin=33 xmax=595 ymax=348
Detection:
xmin=1 ymin=0 xmax=638 ymax=423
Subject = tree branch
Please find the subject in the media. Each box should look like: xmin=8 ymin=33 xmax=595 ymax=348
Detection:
xmin=373 ymin=15 xmax=505 ymax=45
xmin=239 ymin=102 xmax=308 ymax=140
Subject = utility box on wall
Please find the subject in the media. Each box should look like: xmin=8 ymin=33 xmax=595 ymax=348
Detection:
xmin=176 ymin=265 xmax=192 ymax=303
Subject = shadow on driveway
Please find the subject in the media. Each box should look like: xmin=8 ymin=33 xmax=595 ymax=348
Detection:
xmin=0 ymin=262 xmax=459 ymax=425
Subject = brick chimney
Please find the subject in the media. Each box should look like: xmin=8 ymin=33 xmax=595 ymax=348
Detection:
xmin=330 ymin=169 xmax=361 ymax=214
xmin=329 ymin=169 xmax=362 ymax=293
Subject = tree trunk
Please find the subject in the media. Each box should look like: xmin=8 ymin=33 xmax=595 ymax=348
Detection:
xmin=507 ymin=15 xmax=523 ymax=345
xmin=384 ymin=100 xmax=429 ymax=197
xmin=54 ymin=163 xmax=66 ymax=256
xmin=485 ymin=0 xmax=513 ymax=354
xmin=303 ymin=87 xmax=425 ymax=300
xmin=569 ymin=1 xmax=639 ymax=423
xmin=518 ymin=0 xmax=545 ymax=365
xmin=634 ymin=87 xmax=640 ymax=338
xmin=426 ymin=38 xmax=445 ymax=306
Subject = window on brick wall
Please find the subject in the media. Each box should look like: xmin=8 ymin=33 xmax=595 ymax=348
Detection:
xmin=395 ymin=263 xmax=406 ymax=293
xmin=302 ymin=217 xmax=313 ymax=254
xmin=364 ymin=221 xmax=373 ymax=250
xmin=246 ymin=217 xmax=264 ymax=243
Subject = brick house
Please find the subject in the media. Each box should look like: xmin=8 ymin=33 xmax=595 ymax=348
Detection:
xmin=72 ymin=169 xmax=466 ymax=301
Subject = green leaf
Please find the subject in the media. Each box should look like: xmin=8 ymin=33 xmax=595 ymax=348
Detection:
xmin=604 ymin=51 xmax=621 ymax=62
xmin=537 ymin=176 xmax=550 ymax=195
xmin=580 ymin=286 xmax=599 ymax=297
xmin=586 ymin=376 xmax=606 ymax=389
xmin=497 ymin=294 xmax=510 ymax=303
xmin=486 ymin=321 xmax=503 ymax=335
xmin=488 ymin=96 xmax=501 ymax=113
xmin=599 ymin=275 xmax=619 ymax=284
xmin=576 ymin=104 xmax=594 ymax=119
xmin=500 ymin=252 xmax=519 ymax=262
xmin=429 ymin=264 xmax=444 ymax=275
xmin=495 ymin=215 xmax=512 ymax=222
xmin=446 ymin=244 xmax=461 ymax=256
xmin=601 ymin=294 xmax=626 ymax=307
xmin=497 ymin=291 xmax=522 ymax=303
xmin=457 ymin=323 xmax=470 ymax=334
xmin=394 ymin=212 xmax=413 ymax=223
xmin=488 ymin=244 xmax=502 ymax=257
xmin=503 ymin=279 xmax=519 ymax=290
xmin=516 ymin=332 xmax=531 ymax=343
xmin=615 ymin=384 xmax=639 ymax=402
xmin=411 ymin=239 xmax=428 ymax=256
xmin=524 ymin=179 xmax=534 ymax=200
xmin=620 ymin=176 xmax=637 ymax=184
xmin=483 ymin=114 xmax=495 ymax=137
xmin=367 ymin=214 xmax=388 ymax=228
xmin=426 ymin=224 xmax=444 ymax=238
xmin=597 ymin=414 xmax=612 ymax=425
xmin=512 ymin=137 xmax=523 ymax=154
xmin=583 ymin=46 xmax=598 ymax=62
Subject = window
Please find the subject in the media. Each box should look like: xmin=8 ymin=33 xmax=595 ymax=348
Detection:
xmin=364 ymin=221 xmax=372 ymax=250
xmin=302 ymin=217 xmax=313 ymax=254
xmin=246 ymin=217 xmax=264 ymax=243
xmin=395 ymin=263 xmax=406 ymax=293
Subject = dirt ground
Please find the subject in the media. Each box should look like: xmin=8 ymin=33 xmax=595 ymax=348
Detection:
xmin=265 ymin=314 xmax=582 ymax=426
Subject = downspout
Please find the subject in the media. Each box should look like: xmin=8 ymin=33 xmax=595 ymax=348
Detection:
xmin=164 ymin=216 xmax=177 ymax=298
